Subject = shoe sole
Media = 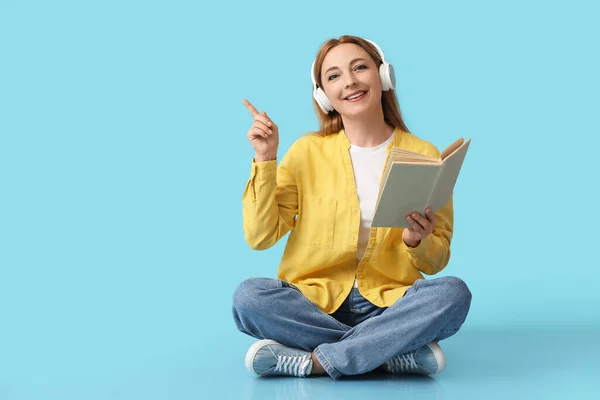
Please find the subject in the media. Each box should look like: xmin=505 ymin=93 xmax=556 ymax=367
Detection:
xmin=245 ymin=339 xmax=281 ymax=375
xmin=427 ymin=341 xmax=446 ymax=374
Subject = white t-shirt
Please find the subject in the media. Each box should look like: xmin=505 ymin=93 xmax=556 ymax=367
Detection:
xmin=349 ymin=133 xmax=394 ymax=284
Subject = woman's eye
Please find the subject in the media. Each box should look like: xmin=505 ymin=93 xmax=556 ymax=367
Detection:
xmin=355 ymin=65 xmax=367 ymax=71
xmin=328 ymin=74 xmax=338 ymax=81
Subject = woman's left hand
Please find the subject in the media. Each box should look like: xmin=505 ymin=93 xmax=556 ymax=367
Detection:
xmin=402 ymin=208 xmax=436 ymax=247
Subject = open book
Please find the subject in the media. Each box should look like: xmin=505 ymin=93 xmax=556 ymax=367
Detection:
xmin=371 ymin=138 xmax=471 ymax=228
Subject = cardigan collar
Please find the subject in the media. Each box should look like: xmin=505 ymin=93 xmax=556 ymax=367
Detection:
xmin=336 ymin=126 xmax=405 ymax=151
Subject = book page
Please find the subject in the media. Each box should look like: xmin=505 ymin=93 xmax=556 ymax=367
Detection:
xmin=441 ymin=138 xmax=465 ymax=160
xmin=390 ymin=147 xmax=440 ymax=163
xmin=430 ymin=138 xmax=471 ymax=212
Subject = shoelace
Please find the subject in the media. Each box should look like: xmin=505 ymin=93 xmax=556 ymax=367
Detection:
xmin=273 ymin=353 xmax=311 ymax=377
xmin=386 ymin=352 xmax=419 ymax=373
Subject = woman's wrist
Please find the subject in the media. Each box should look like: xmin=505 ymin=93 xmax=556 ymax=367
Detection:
xmin=402 ymin=234 xmax=421 ymax=248
xmin=255 ymin=153 xmax=277 ymax=162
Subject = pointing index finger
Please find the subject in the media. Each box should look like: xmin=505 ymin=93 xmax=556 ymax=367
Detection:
xmin=242 ymin=98 xmax=259 ymax=117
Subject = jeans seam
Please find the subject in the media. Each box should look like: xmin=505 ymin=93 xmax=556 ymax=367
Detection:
xmin=314 ymin=347 xmax=341 ymax=379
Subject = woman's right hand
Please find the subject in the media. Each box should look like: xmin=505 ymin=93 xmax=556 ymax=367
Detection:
xmin=243 ymin=99 xmax=279 ymax=162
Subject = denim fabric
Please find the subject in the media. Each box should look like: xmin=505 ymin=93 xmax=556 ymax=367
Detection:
xmin=232 ymin=276 xmax=471 ymax=378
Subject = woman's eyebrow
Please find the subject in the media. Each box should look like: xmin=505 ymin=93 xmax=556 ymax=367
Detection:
xmin=323 ymin=58 xmax=368 ymax=75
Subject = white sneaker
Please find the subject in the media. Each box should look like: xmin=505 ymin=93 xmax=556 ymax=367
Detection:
xmin=384 ymin=342 xmax=446 ymax=375
xmin=245 ymin=339 xmax=313 ymax=377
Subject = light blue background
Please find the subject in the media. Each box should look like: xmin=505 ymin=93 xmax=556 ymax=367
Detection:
xmin=1 ymin=0 xmax=598 ymax=399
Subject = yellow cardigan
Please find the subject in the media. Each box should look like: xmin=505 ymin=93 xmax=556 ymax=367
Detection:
xmin=242 ymin=128 xmax=453 ymax=314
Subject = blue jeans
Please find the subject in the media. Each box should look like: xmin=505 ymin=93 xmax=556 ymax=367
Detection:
xmin=232 ymin=276 xmax=472 ymax=378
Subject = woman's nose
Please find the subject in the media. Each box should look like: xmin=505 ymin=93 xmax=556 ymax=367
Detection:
xmin=344 ymin=73 xmax=357 ymax=88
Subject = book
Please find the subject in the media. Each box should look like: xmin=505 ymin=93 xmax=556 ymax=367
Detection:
xmin=371 ymin=137 xmax=471 ymax=228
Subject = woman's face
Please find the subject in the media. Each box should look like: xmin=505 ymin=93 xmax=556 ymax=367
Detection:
xmin=320 ymin=43 xmax=383 ymax=118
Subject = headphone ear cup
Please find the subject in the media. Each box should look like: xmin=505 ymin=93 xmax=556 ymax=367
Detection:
xmin=313 ymin=87 xmax=334 ymax=114
xmin=379 ymin=63 xmax=396 ymax=91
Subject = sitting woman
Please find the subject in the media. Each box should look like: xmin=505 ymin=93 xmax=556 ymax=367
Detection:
xmin=232 ymin=35 xmax=472 ymax=379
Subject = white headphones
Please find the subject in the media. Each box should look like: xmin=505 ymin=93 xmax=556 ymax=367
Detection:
xmin=311 ymin=39 xmax=396 ymax=114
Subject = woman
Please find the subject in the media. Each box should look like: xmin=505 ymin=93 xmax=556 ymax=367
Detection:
xmin=233 ymin=35 xmax=472 ymax=379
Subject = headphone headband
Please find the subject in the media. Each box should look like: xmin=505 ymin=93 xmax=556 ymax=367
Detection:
xmin=311 ymin=39 xmax=387 ymax=86
xmin=364 ymin=39 xmax=388 ymax=66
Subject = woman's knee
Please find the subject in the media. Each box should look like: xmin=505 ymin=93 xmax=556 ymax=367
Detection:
xmin=232 ymin=277 xmax=279 ymax=312
xmin=438 ymin=276 xmax=472 ymax=307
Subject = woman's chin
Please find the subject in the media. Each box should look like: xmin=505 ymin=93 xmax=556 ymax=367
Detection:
xmin=338 ymin=103 xmax=374 ymax=118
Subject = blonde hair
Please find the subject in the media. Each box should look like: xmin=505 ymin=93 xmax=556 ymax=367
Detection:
xmin=311 ymin=35 xmax=411 ymax=136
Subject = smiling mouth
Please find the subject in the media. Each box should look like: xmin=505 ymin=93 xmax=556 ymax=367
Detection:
xmin=345 ymin=91 xmax=367 ymax=102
